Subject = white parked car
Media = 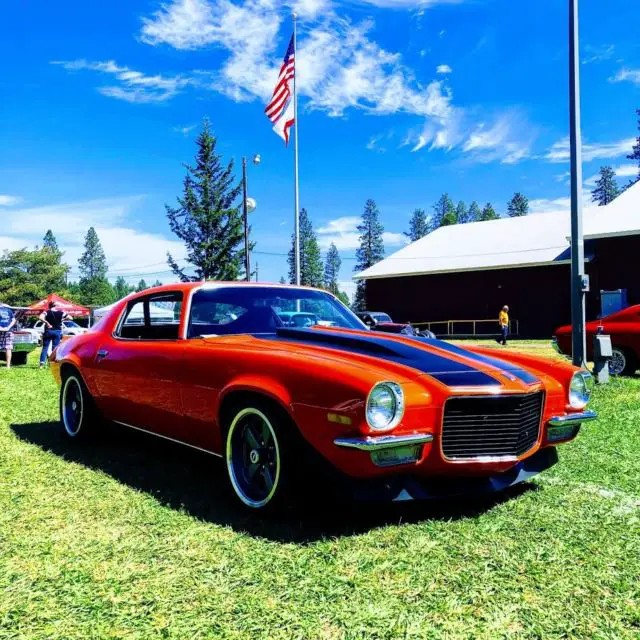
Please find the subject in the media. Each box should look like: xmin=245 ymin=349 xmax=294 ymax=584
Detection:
xmin=33 ymin=319 xmax=88 ymax=337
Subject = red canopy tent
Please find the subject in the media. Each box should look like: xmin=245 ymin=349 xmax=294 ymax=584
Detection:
xmin=26 ymin=294 xmax=90 ymax=317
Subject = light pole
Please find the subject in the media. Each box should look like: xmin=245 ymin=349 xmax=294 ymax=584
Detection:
xmin=242 ymin=154 xmax=261 ymax=282
xmin=569 ymin=0 xmax=586 ymax=366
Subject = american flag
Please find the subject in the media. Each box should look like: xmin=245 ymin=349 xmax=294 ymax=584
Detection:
xmin=265 ymin=35 xmax=295 ymax=145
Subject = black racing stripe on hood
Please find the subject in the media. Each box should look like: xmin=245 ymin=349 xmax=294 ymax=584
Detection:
xmin=269 ymin=328 xmax=501 ymax=387
xmin=425 ymin=339 xmax=540 ymax=385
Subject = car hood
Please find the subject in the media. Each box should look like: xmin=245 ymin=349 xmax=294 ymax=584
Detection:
xmin=268 ymin=327 xmax=540 ymax=389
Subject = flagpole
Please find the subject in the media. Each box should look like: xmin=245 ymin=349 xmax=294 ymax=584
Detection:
xmin=293 ymin=12 xmax=301 ymax=286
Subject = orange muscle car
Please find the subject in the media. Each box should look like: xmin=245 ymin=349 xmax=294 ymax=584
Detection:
xmin=51 ymin=283 xmax=596 ymax=510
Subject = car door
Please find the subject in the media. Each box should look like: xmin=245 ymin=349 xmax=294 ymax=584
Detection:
xmin=91 ymin=292 xmax=187 ymax=441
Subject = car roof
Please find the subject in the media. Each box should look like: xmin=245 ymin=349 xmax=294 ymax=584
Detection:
xmin=126 ymin=282 xmax=331 ymax=297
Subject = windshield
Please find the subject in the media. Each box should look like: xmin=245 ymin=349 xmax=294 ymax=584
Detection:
xmin=64 ymin=321 xmax=80 ymax=328
xmin=372 ymin=313 xmax=392 ymax=323
xmin=188 ymin=286 xmax=365 ymax=338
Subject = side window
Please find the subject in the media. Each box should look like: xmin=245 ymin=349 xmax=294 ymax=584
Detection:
xmin=116 ymin=294 xmax=183 ymax=340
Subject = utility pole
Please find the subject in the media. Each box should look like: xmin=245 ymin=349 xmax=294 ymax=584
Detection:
xmin=255 ymin=262 xmax=259 ymax=282
xmin=569 ymin=0 xmax=587 ymax=367
xmin=242 ymin=156 xmax=250 ymax=282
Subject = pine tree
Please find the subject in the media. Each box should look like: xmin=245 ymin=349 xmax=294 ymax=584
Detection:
xmin=287 ymin=209 xmax=324 ymax=287
xmin=455 ymin=201 xmax=469 ymax=224
xmin=625 ymin=109 xmax=640 ymax=190
xmin=78 ymin=227 xmax=114 ymax=305
xmin=468 ymin=201 xmax=482 ymax=222
xmin=354 ymin=199 xmax=385 ymax=310
xmin=591 ymin=166 xmax=621 ymax=206
xmin=42 ymin=230 xmax=59 ymax=253
xmin=136 ymin=279 xmax=149 ymax=292
xmin=113 ymin=276 xmax=132 ymax=300
xmin=41 ymin=229 xmax=68 ymax=287
xmin=507 ymin=192 xmax=529 ymax=217
xmin=279 ymin=276 xmax=286 ymax=285
xmin=79 ymin=227 xmax=107 ymax=280
xmin=479 ymin=203 xmax=499 ymax=221
xmin=405 ymin=208 xmax=429 ymax=241
xmin=324 ymin=243 xmax=342 ymax=295
xmin=166 ymin=119 xmax=244 ymax=282
xmin=153 ymin=280 xmax=163 ymax=287
xmin=432 ymin=193 xmax=457 ymax=228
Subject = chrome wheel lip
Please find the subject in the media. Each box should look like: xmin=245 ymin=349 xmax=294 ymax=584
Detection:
xmin=226 ymin=408 xmax=281 ymax=509
xmin=610 ymin=349 xmax=626 ymax=376
xmin=62 ymin=376 xmax=84 ymax=437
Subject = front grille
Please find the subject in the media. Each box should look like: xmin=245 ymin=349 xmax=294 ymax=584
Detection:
xmin=442 ymin=392 xmax=544 ymax=460
xmin=13 ymin=333 xmax=34 ymax=344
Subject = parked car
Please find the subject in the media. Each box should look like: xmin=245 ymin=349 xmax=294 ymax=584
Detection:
xmin=0 ymin=329 xmax=39 ymax=365
xmin=356 ymin=311 xmax=436 ymax=340
xmin=51 ymin=283 xmax=596 ymax=511
xmin=554 ymin=304 xmax=640 ymax=375
xmin=33 ymin=319 xmax=88 ymax=338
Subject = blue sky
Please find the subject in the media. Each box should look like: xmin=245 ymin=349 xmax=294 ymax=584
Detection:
xmin=1 ymin=0 xmax=638 ymax=298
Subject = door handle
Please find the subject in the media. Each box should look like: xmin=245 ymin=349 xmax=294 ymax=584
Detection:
xmin=96 ymin=349 xmax=109 ymax=360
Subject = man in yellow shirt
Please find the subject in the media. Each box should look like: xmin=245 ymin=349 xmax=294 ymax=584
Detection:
xmin=497 ymin=305 xmax=509 ymax=345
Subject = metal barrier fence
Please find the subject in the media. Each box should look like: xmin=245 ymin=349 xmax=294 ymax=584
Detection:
xmin=412 ymin=318 xmax=519 ymax=339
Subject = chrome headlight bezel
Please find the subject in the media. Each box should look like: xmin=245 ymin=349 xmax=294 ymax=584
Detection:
xmin=569 ymin=370 xmax=593 ymax=409
xmin=366 ymin=382 xmax=405 ymax=432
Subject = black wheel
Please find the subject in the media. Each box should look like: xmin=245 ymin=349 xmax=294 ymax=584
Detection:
xmin=610 ymin=347 xmax=636 ymax=376
xmin=12 ymin=352 xmax=28 ymax=366
xmin=225 ymin=403 xmax=293 ymax=511
xmin=59 ymin=371 xmax=100 ymax=440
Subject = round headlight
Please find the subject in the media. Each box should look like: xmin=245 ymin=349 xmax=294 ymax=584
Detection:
xmin=569 ymin=371 xmax=593 ymax=409
xmin=366 ymin=382 xmax=404 ymax=431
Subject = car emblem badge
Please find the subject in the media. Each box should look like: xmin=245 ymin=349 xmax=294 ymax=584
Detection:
xmin=249 ymin=450 xmax=260 ymax=464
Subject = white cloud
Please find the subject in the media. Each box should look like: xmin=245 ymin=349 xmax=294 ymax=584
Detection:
xmin=51 ymin=59 xmax=191 ymax=103
xmin=609 ymin=68 xmax=640 ymax=86
xmin=0 ymin=195 xmax=23 ymax=206
xmin=528 ymin=197 xmax=571 ymax=216
xmin=436 ymin=64 xmax=452 ymax=74
xmin=0 ymin=196 xmax=187 ymax=282
xmin=529 ymin=189 xmax=593 ymax=216
xmin=352 ymin=0 xmax=463 ymax=7
xmin=544 ymin=136 xmax=635 ymax=163
xmin=458 ymin=110 xmax=533 ymax=164
xmin=582 ymin=44 xmax=614 ymax=65
xmin=317 ymin=215 xmax=407 ymax=250
xmin=613 ymin=164 xmax=639 ymax=178
xmin=139 ymin=0 xmax=458 ymax=128
xmin=173 ymin=124 xmax=197 ymax=136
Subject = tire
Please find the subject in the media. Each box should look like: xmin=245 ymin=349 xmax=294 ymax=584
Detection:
xmin=12 ymin=352 xmax=28 ymax=366
xmin=609 ymin=347 xmax=637 ymax=376
xmin=224 ymin=401 xmax=294 ymax=511
xmin=59 ymin=371 xmax=101 ymax=440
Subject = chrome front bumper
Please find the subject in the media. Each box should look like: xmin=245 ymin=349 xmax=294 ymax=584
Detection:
xmin=334 ymin=433 xmax=435 ymax=468
xmin=334 ymin=433 xmax=434 ymax=451
xmin=548 ymin=410 xmax=597 ymax=426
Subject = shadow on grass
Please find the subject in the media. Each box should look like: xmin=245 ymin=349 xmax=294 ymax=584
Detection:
xmin=11 ymin=420 xmax=538 ymax=544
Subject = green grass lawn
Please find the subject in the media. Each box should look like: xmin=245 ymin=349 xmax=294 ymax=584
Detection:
xmin=1 ymin=348 xmax=639 ymax=639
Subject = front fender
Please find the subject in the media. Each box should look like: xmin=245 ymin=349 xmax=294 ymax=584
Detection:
xmin=218 ymin=375 xmax=294 ymax=416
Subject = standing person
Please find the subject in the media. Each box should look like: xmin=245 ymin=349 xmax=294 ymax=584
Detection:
xmin=39 ymin=301 xmax=70 ymax=368
xmin=0 ymin=303 xmax=16 ymax=368
xmin=497 ymin=305 xmax=510 ymax=346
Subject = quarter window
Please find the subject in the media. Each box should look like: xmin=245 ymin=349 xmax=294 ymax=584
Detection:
xmin=117 ymin=293 xmax=183 ymax=340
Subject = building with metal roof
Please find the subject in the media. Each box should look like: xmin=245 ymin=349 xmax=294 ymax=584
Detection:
xmin=355 ymin=182 xmax=640 ymax=338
